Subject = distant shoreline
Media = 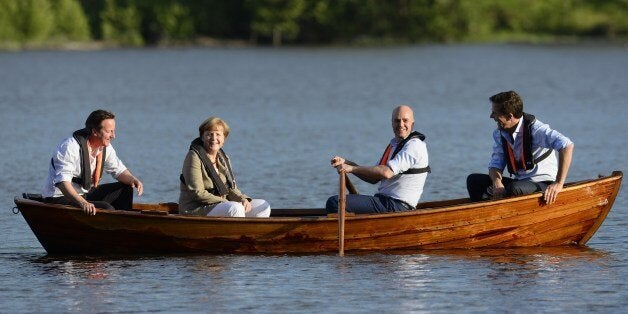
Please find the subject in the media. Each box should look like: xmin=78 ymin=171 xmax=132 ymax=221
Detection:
xmin=0 ymin=37 xmax=252 ymax=52
xmin=3 ymin=36 xmax=628 ymax=52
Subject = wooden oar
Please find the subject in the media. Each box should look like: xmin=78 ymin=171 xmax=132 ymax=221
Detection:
xmin=338 ymin=169 xmax=347 ymax=256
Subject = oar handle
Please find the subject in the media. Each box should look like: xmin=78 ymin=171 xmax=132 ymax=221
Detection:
xmin=334 ymin=165 xmax=359 ymax=195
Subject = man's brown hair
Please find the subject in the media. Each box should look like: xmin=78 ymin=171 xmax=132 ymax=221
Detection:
xmin=85 ymin=109 xmax=115 ymax=131
xmin=490 ymin=91 xmax=523 ymax=118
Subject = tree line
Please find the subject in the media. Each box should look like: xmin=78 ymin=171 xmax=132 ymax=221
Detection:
xmin=1 ymin=0 xmax=628 ymax=49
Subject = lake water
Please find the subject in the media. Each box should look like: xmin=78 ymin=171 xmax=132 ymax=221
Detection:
xmin=1 ymin=44 xmax=627 ymax=312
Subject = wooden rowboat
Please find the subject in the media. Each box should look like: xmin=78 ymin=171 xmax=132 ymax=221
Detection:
xmin=15 ymin=171 xmax=622 ymax=255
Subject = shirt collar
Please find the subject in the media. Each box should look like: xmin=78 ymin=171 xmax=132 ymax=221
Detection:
xmin=501 ymin=118 xmax=524 ymax=142
xmin=89 ymin=146 xmax=104 ymax=158
xmin=512 ymin=117 xmax=524 ymax=140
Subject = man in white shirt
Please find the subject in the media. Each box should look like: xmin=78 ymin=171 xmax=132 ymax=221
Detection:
xmin=326 ymin=105 xmax=430 ymax=214
xmin=466 ymin=91 xmax=574 ymax=205
xmin=42 ymin=109 xmax=144 ymax=215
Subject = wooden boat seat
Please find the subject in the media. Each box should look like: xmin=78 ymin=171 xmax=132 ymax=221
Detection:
xmin=139 ymin=210 xmax=169 ymax=216
xmin=327 ymin=212 xmax=356 ymax=218
xmin=22 ymin=193 xmax=44 ymax=202
xmin=133 ymin=202 xmax=178 ymax=214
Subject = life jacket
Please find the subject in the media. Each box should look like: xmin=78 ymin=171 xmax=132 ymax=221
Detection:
xmin=378 ymin=131 xmax=431 ymax=175
xmin=179 ymin=137 xmax=236 ymax=197
xmin=50 ymin=128 xmax=106 ymax=191
xmin=501 ymin=113 xmax=553 ymax=175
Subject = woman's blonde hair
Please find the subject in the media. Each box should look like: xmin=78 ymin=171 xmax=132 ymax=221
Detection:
xmin=198 ymin=117 xmax=230 ymax=138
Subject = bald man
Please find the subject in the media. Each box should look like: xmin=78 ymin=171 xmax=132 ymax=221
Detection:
xmin=326 ymin=105 xmax=430 ymax=214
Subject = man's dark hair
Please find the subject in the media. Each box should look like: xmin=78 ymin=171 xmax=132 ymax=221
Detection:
xmin=85 ymin=109 xmax=115 ymax=131
xmin=490 ymin=91 xmax=523 ymax=119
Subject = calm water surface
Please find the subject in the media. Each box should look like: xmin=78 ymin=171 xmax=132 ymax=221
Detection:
xmin=1 ymin=44 xmax=627 ymax=312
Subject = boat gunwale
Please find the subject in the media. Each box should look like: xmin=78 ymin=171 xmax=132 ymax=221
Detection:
xmin=15 ymin=171 xmax=622 ymax=223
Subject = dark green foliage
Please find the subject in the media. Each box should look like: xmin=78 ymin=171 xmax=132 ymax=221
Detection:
xmin=51 ymin=0 xmax=90 ymax=41
xmin=2 ymin=0 xmax=54 ymax=43
xmin=100 ymin=0 xmax=143 ymax=46
xmin=2 ymin=0 xmax=628 ymax=48
xmin=0 ymin=0 xmax=90 ymax=47
xmin=247 ymin=0 xmax=305 ymax=45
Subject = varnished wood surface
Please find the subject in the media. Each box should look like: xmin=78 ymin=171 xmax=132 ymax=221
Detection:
xmin=15 ymin=171 xmax=622 ymax=255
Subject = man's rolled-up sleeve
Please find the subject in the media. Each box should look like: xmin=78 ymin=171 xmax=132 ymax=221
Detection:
xmin=387 ymin=141 xmax=421 ymax=175
xmin=104 ymin=146 xmax=128 ymax=178
xmin=488 ymin=130 xmax=506 ymax=171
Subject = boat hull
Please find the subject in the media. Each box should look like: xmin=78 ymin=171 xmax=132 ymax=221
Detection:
xmin=16 ymin=172 xmax=622 ymax=254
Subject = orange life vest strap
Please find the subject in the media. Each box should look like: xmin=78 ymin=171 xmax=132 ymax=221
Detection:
xmin=378 ymin=144 xmax=393 ymax=166
xmin=92 ymin=151 xmax=103 ymax=188
xmin=505 ymin=142 xmax=518 ymax=173
xmin=504 ymin=130 xmax=526 ymax=173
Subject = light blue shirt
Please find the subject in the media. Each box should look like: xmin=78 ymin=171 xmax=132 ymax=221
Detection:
xmin=377 ymin=137 xmax=429 ymax=206
xmin=489 ymin=117 xmax=572 ymax=182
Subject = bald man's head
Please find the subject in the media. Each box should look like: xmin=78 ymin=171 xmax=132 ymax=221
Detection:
xmin=392 ymin=105 xmax=414 ymax=140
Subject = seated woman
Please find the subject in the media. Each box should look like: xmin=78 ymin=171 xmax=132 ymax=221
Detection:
xmin=179 ymin=117 xmax=271 ymax=217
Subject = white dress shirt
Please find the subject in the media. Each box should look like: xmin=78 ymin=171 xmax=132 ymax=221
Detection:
xmin=42 ymin=136 xmax=127 ymax=197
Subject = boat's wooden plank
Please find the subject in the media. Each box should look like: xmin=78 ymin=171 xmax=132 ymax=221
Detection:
xmin=341 ymin=194 xmax=606 ymax=250
xmin=510 ymin=218 xmax=598 ymax=247
xmin=415 ymin=198 xmax=470 ymax=209
xmin=84 ymin=185 xmax=610 ymax=250
xmin=491 ymin=210 xmax=600 ymax=247
xmin=411 ymin=204 xmax=603 ymax=249
xmin=14 ymin=172 xmax=622 ymax=254
xmin=577 ymin=171 xmax=622 ymax=244
xmin=271 ymin=208 xmax=327 ymax=217
xmin=133 ymin=202 xmax=178 ymax=213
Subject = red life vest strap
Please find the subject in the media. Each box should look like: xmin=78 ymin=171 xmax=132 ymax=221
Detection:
xmin=92 ymin=151 xmax=103 ymax=187
xmin=378 ymin=144 xmax=393 ymax=166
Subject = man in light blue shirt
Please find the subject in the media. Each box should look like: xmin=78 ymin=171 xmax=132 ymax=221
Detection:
xmin=326 ymin=105 xmax=430 ymax=214
xmin=467 ymin=91 xmax=574 ymax=205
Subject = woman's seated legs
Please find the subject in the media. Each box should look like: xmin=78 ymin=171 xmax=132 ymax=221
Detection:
xmin=207 ymin=201 xmax=245 ymax=217
xmin=206 ymin=199 xmax=271 ymax=217
xmin=246 ymin=199 xmax=271 ymax=218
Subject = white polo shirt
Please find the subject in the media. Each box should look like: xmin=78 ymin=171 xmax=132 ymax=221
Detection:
xmin=42 ymin=136 xmax=127 ymax=197
xmin=377 ymin=137 xmax=429 ymax=206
